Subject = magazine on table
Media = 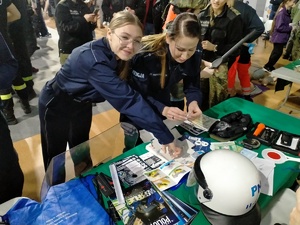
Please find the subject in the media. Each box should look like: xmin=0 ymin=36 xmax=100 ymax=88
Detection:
xmin=112 ymin=153 xmax=164 ymax=187
xmin=110 ymin=180 xmax=197 ymax=225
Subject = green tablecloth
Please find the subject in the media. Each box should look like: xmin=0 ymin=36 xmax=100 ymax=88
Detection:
xmin=87 ymin=98 xmax=300 ymax=224
xmin=284 ymin=59 xmax=300 ymax=70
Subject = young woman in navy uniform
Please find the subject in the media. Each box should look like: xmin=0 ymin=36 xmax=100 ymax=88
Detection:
xmin=121 ymin=12 xmax=206 ymax=151
xmin=39 ymin=11 xmax=180 ymax=173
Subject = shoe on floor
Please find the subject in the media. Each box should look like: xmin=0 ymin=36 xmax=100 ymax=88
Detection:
xmin=244 ymin=95 xmax=253 ymax=102
xmin=20 ymin=99 xmax=32 ymax=114
xmin=282 ymin=54 xmax=290 ymax=60
xmin=250 ymin=85 xmax=263 ymax=96
xmin=2 ymin=109 xmax=18 ymax=125
xmin=262 ymin=66 xmax=275 ymax=73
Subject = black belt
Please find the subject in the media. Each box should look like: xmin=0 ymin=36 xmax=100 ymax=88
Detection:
xmin=51 ymin=81 xmax=90 ymax=104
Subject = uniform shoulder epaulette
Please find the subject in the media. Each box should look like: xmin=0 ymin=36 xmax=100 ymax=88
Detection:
xmin=227 ymin=7 xmax=241 ymax=20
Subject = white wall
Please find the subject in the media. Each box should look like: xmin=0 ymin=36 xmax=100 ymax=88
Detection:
xmin=242 ymin=0 xmax=268 ymax=17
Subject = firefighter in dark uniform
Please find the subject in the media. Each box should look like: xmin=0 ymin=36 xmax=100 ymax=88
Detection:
xmin=39 ymin=11 xmax=181 ymax=174
xmin=0 ymin=0 xmax=33 ymax=125
xmin=121 ymin=12 xmax=204 ymax=151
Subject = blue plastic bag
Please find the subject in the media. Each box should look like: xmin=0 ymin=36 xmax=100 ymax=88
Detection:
xmin=2 ymin=175 xmax=114 ymax=225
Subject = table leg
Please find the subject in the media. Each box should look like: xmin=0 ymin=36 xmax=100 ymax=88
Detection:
xmin=277 ymin=83 xmax=293 ymax=110
xmin=276 ymin=82 xmax=300 ymax=114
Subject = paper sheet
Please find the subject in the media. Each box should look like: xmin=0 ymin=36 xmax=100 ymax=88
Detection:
xmin=251 ymin=157 xmax=276 ymax=196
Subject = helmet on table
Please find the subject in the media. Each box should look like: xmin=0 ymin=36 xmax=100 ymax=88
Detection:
xmin=187 ymin=149 xmax=261 ymax=216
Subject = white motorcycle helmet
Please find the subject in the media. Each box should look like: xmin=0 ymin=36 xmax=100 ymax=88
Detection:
xmin=187 ymin=149 xmax=261 ymax=216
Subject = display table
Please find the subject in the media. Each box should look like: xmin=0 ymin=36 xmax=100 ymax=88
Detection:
xmin=84 ymin=98 xmax=300 ymax=225
xmin=271 ymin=60 xmax=300 ymax=113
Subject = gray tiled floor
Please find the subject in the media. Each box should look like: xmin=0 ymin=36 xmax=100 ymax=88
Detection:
xmin=9 ymin=27 xmax=112 ymax=142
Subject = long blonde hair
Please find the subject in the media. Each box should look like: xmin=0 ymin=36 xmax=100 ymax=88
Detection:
xmin=108 ymin=11 xmax=143 ymax=80
xmin=140 ymin=12 xmax=201 ymax=88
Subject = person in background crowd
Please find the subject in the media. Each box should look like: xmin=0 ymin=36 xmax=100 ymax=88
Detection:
xmin=121 ymin=12 xmax=206 ymax=151
xmin=289 ymin=0 xmax=300 ymax=61
xmin=95 ymin=0 xmax=105 ymax=28
xmin=101 ymin=0 xmax=145 ymax=23
xmin=270 ymin=0 xmax=284 ymax=19
xmin=10 ymin=0 xmax=38 ymax=92
xmin=282 ymin=0 xmax=300 ymax=60
xmin=263 ymin=0 xmax=295 ymax=84
xmin=198 ymin=0 xmax=243 ymax=110
xmin=25 ymin=0 xmax=40 ymax=73
xmin=32 ymin=0 xmax=51 ymax=37
xmin=0 ymin=0 xmax=20 ymax=42
xmin=0 ymin=32 xmax=24 ymax=204
xmin=2 ymin=0 xmax=36 ymax=125
xmin=39 ymin=11 xmax=181 ymax=175
xmin=227 ymin=0 xmax=264 ymax=101
xmin=143 ymin=0 xmax=156 ymax=35
xmin=55 ymin=0 xmax=98 ymax=65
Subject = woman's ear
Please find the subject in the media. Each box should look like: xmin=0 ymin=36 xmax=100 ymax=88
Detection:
xmin=165 ymin=34 xmax=171 ymax=45
xmin=106 ymin=28 xmax=112 ymax=41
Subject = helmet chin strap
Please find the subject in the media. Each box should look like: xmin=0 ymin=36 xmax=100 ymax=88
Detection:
xmin=194 ymin=153 xmax=213 ymax=202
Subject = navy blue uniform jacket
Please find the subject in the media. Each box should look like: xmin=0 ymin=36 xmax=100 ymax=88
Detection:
xmin=121 ymin=43 xmax=202 ymax=125
xmin=125 ymin=44 xmax=202 ymax=121
xmin=54 ymin=37 xmax=174 ymax=144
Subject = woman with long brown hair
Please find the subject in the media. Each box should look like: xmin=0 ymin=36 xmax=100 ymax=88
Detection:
xmin=120 ymin=12 xmax=206 ymax=151
xmin=263 ymin=0 xmax=295 ymax=73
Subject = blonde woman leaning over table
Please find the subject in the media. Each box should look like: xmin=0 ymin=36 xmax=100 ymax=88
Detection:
xmin=38 ymin=11 xmax=181 ymax=182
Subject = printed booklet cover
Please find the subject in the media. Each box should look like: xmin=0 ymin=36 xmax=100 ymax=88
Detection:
xmin=111 ymin=180 xmax=196 ymax=225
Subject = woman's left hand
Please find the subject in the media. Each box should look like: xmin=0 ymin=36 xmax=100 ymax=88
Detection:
xmin=162 ymin=106 xmax=187 ymax=121
xmin=187 ymin=101 xmax=202 ymax=120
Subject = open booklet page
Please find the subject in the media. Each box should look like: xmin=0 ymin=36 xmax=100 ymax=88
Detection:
xmin=141 ymin=119 xmax=211 ymax=191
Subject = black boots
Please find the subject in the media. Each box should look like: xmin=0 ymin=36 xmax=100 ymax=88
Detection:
xmin=20 ymin=99 xmax=32 ymax=114
xmin=2 ymin=108 xmax=18 ymax=125
xmin=1 ymin=98 xmax=32 ymax=125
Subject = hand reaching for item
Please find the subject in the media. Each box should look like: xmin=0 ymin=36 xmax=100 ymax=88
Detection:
xmin=187 ymin=101 xmax=202 ymax=120
xmin=162 ymin=142 xmax=182 ymax=158
xmin=162 ymin=106 xmax=188 ymax=121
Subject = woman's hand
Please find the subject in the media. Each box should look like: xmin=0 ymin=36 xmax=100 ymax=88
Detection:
xmin=84 ymin=13 xmax=97 ymax=23
xmin=162 ymin=141 xmax=182 ymax=158
xmin=162 ymin=106 xmax=187 ymax=121
xmin=201 ymin=40 xmax=216 ymax=52
xmin=187 ymin=101 xmax=202 ymax=120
